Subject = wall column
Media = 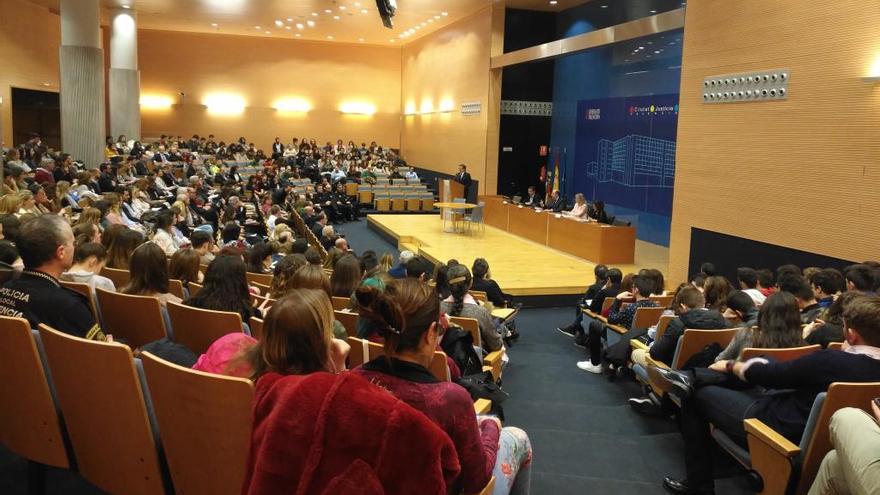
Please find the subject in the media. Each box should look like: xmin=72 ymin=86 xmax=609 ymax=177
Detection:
xmin=60 ymin=0 xmax=104 ymax=168
xmin=109 ymin=8 xmax=140 ymax=141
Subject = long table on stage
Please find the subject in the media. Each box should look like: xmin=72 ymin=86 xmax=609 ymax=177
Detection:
xmin=482 ymin=195 xmax=636 ymax=264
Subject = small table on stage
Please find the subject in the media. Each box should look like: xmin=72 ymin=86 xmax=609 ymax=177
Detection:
xmin=434 ymin=202 xmax=478 ymax=233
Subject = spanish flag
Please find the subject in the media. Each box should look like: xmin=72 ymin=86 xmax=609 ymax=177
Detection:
xmin=546 ymin=151 xmax=560 ymax=203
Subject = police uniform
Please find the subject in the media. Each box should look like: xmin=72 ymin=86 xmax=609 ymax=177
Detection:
xmin=0 ymin=270 xmax=105 ymax=340
xmin=332 ymin=189 xmax=355 ymax=221
xmin=314 ymin=191 xmax=339 ymax=222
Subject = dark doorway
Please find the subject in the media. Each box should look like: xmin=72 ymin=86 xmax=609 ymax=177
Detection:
xmin=11 ymin=88 xmax=60 ymax=149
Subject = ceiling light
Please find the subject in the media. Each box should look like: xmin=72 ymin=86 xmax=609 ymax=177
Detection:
xmin=285 ymin=26 xmax=291 ymax=30
xmin=361 ymin=9 xmax=368 ymax=14
xmin=295 ymin=33 xmax=301 ymax=37
xmin=311 ymin=12 xmax=318 ymax=16
xmin=358 ymin=37 xmax=364 ymax=42
xmin=286 ymin=17 xmax=293 ymax=22
xmin=355 ymin=2 xmax=361 ymax=6
xmin=210 ymin=23 xmax=218 ymax=27
xmin=441 ymin=12 xmax=448 ymax=16
xmin=274 ymin=20 xmax=283 ymax=26
xmin=296 ymin=23 xmax=303 ymax=29
xmin=327 ymin=35 xmax=334 ymax=39
xmin=414 ymin=25 xmax=421 ymax=30
xmin=389 ymin=39 xmax=396 ymax=43
xmin=307 ymin=20 xmax=315 ymax=27
xmin=204 ymin=93 xmax=245 ymax=115
xmin=420 ymin=22 xmax=426 ymax=26
xmin=650 ymin=10 xmax=657 ymax=13
xmin=638 ymin=46 xmax=644 ymax=49
xmin=654 ymin=50 xmax=660 ymax=54
xmin=265 ymin=31 xmax=271 ymax=34
xmin=600 ymin=4 xmax=608 ymax=8
xmin=427 ymin=19 xmax=434 ymax=23
xmin=254 ymin=25 xmax=261 ymax=29
xmin=549 ymin=0 xmax=558 ymax=4
xmin=434 ymin=15 xmax=440 ymax=19
xmin=333 ymin=15 xmax=340 ymax=20
xmin=325 ymin=9 xmax=332 ymax=13
xmin=273 ymin=98 xmax=311 ymax=113
xmin=339 ymin=5 xmax=346 ymax=10
xmin=121 ymin=4 xmax=130 ymax=8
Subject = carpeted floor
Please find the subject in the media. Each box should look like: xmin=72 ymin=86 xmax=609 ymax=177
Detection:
xmin=0 ymin=217 xmax=754 ymax=494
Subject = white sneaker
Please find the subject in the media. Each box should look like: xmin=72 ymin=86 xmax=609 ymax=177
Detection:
xmin=576 ymin=360 xmax=603 ymax=374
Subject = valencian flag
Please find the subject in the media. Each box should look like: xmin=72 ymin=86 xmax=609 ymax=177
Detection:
xmin=545 ymin=150 xmax=560 ymax=204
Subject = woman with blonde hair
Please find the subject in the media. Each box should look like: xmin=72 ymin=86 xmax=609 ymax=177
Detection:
xmin=567 ymin=193 xmax=588 ymax=219
xmin=270 ymin=224 xmax=294 ymax=255
xmin=0 ymin=193 xmax=23 ymax=216
xmin=75 ymin=207 xmax=103 ymax=229
xmin=378 ymin=253 xmax=394 ymax=273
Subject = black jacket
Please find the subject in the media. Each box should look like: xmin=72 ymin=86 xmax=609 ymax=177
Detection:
xmin=472 ymin=278 xmax=510 ymax=307
xmin=0 ymin=271 xmax=103 ymax=340
xmin=546 ymin=197 xmax=568 ymax=212
xmin=649 ymin=308 xmax=729 ymax=364
xmin=588 ymin=283 xmax=621 ymax=314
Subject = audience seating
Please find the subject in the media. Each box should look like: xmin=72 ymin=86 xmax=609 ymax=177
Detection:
xmin=166 ymin=302 xmax=245 ymax=354
xmin=449 ymin=316 xmax=504 ymax=382
xmin=740 ymin=345 xmax=822 ymax=362
xmin=248 ymin=317 xmax=264 ymax=340
xmin=606 ymin=306 xmax=666 ymax=335
xmin=649 ymin=294 xmax=674 ymax=308
xmin=421 ymin=192 xmax=435 ymax=211
xmin=334 ymin=310 xmax=358 ymax=337
xmin=140 ymin=352 xmax=254 ymax=495
xmin=245 ymin=272 xmax=273 ymax=287
xmin=96 ymin=288 xmax=169 ymax=348
xmin=331 ymin=296 xmax=349 ymax=310
xmin=346 ymin=336 xmax=367 ymax=368
xmin=744 ymin=382 xmax=880 ymax=495
xmin=653 ymin=315 xmax=676 ymax=341
xmin=187 ymin=282 xmax=203 ymax=297
xmin=0 ymin=316 xmax=70 ymax=480
xmin=168 ymin=279 xmax=186 ymax=300
xmin=463 ymin=202 xmax=485 ymax=235
xmin=100 ymin=267 xmax=131 ymax=289
xmin=641 ymin=328 xmax=739 ymax=399
xmin=583 ymin=297 xmax=616 ymax=323
xmin=37 ymin=324 xmax=166 ymax=495
xmin=470 ymin=291 xmax=488 ymax=303
xmin=59 ymin=280 xmax=101 ymax=323
xmin=827 ymin=342 xmax=844 ymax=351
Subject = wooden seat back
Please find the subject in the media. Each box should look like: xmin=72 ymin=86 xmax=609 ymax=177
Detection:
xmin=168 ymin=279 xmax=186 ymax=300
xmin=166 ymin=301 xmax=243 ymax=354
xmin=826 ymin=341 xmax=844 ymax=351
xmin=246 ymin=271 xmax=273 ymax=287
xmin=600 ymin=296 xmax=615 ymax=314
xmin=140 ymin=352 xmax=254 ymax=495
xmin=671 ymin=328 xmax=740 ymax=369
xmin=334 ymin=310 xmax=358 ymax=337
xmin=100 ymin=267 xmax=130 ymax=289
xmin=96 ymin=288 xmax=167 ymax=348
xmin=653 ymin=315 xmax=676 ymax=341
xmin=0 ymin=317 xmax=69 ymax=468
xmin=37 ymin=324 xmax=165 ymax=495
xmin=470 ymin=291 xmax=488 ymax=303
xmin=331 ymin=296 xmax=350 ymax=311
xmin=187 ymin=282 xmax=203 ymax=297
xmin=649 ymin=294 xmax=674 ymax=308
xmin=429 ymin=351 xmax=452 ymax=382
xmin=449 ymin=316 xmax=482 ymax=347
xmin=741 ymin=344 xmax=822 ymax=362
xmin=631 ymin=306 xmax=666 ymax=330
xmin=346 ymin=336 xmax=368 ymax=368
xmin=248 ymin=317 xmax=264 ymax=340
xmin=59 ymin=280 xmax=100 ymax=322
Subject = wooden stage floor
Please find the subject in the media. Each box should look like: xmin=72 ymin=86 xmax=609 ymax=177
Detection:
xmin=367 ymin=214 xmax=669 ymax=297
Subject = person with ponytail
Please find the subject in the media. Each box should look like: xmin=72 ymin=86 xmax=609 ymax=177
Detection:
xmin=352 ymin=278 xmax=532 ymax=495
xmin=439 ymin=264 xmax=504 ymax=352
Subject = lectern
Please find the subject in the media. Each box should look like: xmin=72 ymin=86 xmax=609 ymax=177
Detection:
xmin=440 ymin=179 xmax=464 ymax=202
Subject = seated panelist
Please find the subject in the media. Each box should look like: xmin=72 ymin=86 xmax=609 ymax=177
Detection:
xmin=523 ymin=186 xmax=543 ymax=208
xmin=567 ymin=193 xmax=589 ymax=219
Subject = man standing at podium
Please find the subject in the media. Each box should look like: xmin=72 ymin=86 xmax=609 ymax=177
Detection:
xmin=454 ymin=163 xmax=472 ymax=199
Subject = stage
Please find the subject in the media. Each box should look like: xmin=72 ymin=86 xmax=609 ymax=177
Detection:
xmin=367 ymin=214 xmax=669 ymax=301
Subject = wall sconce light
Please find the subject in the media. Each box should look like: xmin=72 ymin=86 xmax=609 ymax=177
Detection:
xmin=419 ymin=100 xmax=434 ymax=114
xmin=139 ymin=94 xmax=174 ymax=110
xmin=273 ymin=98 xmax=312 ymax=113
xmin=204 ymin=93 xmax=246 ymax=115
xmin=864 ymin=57 xmax=880 ymax=82
xmin=438 ymin=98 xmax=455 ymax=113
xmin=404 ymin=101 xmax=417 ymax=115
xmin=340 ymin=101 xmax=376 ymax=115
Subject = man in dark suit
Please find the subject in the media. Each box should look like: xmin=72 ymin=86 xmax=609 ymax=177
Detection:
xmin=524 ymin=186 xmax=543 ymax=208
xmin=454 ymin=163 xmax=472 ymax=199
xmin=545 ymin=190 xmax=567 ymax=212
xmin=97 ymin=164 xmax=116 ymax=193
xmin=271 ymin=137 xmax=284 ymax=160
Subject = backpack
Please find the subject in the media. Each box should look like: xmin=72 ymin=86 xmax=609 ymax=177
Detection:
xmin=440 ymin=325 xmax=483 ymax=376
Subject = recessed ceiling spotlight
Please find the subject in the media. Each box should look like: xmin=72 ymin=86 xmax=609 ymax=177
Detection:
xmin=274 ymin=20 xmax=283 ymax=26
xmin=361 ymin=9 xmax=368 ymax=14
xmin=311 ymin=12 xmax=318 ymax=16
xmin=284 ymin=25 xmax=291 ymax=30
xmin=427 ymin=19 xmax=434 ymax=23
xmin=325 ymin=9 xmax=332 ymax=13
xmin=600 ymin=4 xmax=608 ymax=8
xmin=654 ymin=50 xmax=660 ymax=54
xmin=650 ymin=10 xmax=657 ymax=13
xmin=333 ymin=15 xmax=340 ymax=20
xmin=327 ymin=35 xmax=334 ymax=39
xmin=307 ymin=20 xmax=315 ymax=27
xmin=286 ymin=17 xmax=293 ymax=22
xmin=420 ymin=22 xmax=426 ymax=26
xmin=358 ymin=37 xmax=364 ymax=42
xmin=339 ymin=5 xmax=346 ymax=10
xmin=295 ymin=33 xmax=301 ymax=37
xmin=265 ymin=31 xmax=271 ymax=34
xmin=296 ymin=23 xmax=304 ymax=29
xmin=390 ymin=39 xmax=396 ymax=42
xmin=254 ymin=25 xmax=261 ymax=29
xmin=210 ymin=23 xmax=218 ymax=27
xmin=638 ymin=46 xmax=644 ymax=49
xmin=434 ymin=15 xmax=441 ymax=19
xmin=441 ymin=12 xmax=448 ymax=16
xmin=354 ymin=1 xmax=361 ymax=6
xmin=414 ymin=25 xmax=421 ymax=30
xmin=549 ymin=0 xmax=558 ymax=4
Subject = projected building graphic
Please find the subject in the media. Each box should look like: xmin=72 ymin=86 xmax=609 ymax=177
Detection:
xmin=585 ymin=135 xmax=676 ymax=187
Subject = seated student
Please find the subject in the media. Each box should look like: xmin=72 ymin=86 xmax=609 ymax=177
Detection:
xmin=104 ymin=226 xmax=144 ymax=270
xmin=702 ymin=276 xmax=731 ymax=312
xmin=641 ymin=287 xmax=728 ymax=366
xmin=0 ymin=215 xmax=106 ymax=340
xmin=651 ymin=294 xmax=880 ymax=495
xmin=387 ymin=250 xmax=413 ymax=279
xmin=778 ymin=274 xmax=823 ymax=323
xmin=152 ymin=210 xmax=179 ymax=257
xmin=404 ymin=256 xmax=428 ymax=280
xmin=471 ymin=258 xmax=513 ymax=308
xmin=190 ymin=230 xmax=217 ymax=265
xmin=803 ymin=291 xmax=861 ymax=348
xmin=329 ymin=253 xmax=362 ymax=299
xmin=169 ymin=248 xmax=203 ymax=289
xmin=0 ymin=240 xmax=22 ymax=284
xmin=439 ymin=264 xmax=504 ymax=353
xmin=756 ymin=268 xmax=776 ymax=298
xmin=567 ymin=193 xmax=588 ymax=219
xmin=723 ymin=290 xmax=760 ymax=328
xmin=544 ymin=190 xmax=567 ymax=212
xmin=61 ymin=242 xmax=116 ymax=293
xmin=121 ymin=242 xmax=183 ymax=307
xmin=184 ymin=254 xmax=261 ymax=323
xmin=246 ymin=242 xmax=273 ymax=275
xmin=523 ymin=185 xmax=543 ymax=208
xmin=810 ymin=268 xmax=844 ymax=309
xmin=575 ymin=274 xmax=657 ymax=374
xmin=715 ymin=291 xmax=806 ymax=362
xmin=845 ymin=264 xmax=876 ymax=294
xmin=351 ymin=278 xmax=532 ymax=495
xmin=737 ymin=266 xmax=767 ymax=306
xmin=809 ymin=406 xmax=880 ymax=495
xmin=240 ymin=290 xmax=460 ymax=495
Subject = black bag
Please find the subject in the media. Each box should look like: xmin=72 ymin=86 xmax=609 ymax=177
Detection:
xmin=440 ymin=325 xmax=484 ymax=376
xmin=456 ymin=370 xmax=508 ymax=420
xmin=603 ymin=327 xmax=649 ymax=368
xmin=680 ymin=342 xmax=723 ymax=370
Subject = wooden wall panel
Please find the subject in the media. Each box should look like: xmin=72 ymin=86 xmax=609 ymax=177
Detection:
xmin=669 ymin=0 xmax=880 ymax=283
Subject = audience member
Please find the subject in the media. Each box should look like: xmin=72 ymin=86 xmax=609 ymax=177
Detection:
xmin=440 ymin=264 xmax=504 ymax=353
xmin=184 ymin=254 xmax=261 ymax=323
xmin=121 ymin=242 xmax=182 ymax=307
xmin=715 ymin=291 xmax=805 ymax=362
xmin=737 ymin=267 xmax=767 ymax=306
xmin=471 ymin=258 xmax=513 ymax=308
xmin=61 ymin=242 xmax=116 ymax=293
